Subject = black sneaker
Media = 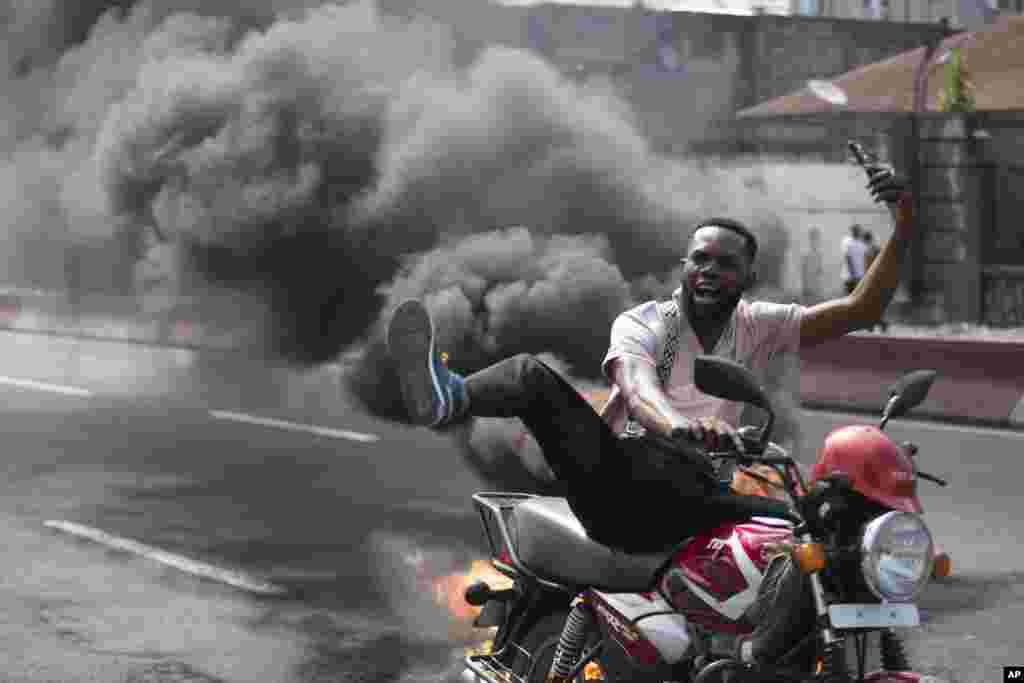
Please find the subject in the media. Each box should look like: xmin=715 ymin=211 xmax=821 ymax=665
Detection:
xmin=386 ymin=299 xmax=468 ymax=427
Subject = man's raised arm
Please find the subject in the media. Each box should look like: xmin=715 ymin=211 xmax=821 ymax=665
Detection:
xmin=801 ymin=166 xmax=913 ymax=348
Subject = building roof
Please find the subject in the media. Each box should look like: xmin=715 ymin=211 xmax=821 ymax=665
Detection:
xmin=737 ymin=16 xmax=1024 ymax=116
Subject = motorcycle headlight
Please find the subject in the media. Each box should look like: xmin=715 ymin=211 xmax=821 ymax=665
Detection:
xmin=860 ymin=511 xmax=934 ymax=602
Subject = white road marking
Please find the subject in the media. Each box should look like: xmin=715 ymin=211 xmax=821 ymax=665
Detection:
xmin=0 ymin=375 xmax=92 ymax=397
xmin=209 ymin=410 xmax=380 ymax=443
xmin=44 ymin=520 xmax=285 ymax=596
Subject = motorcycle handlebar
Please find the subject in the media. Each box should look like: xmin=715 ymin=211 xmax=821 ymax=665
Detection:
xmin=645 ymin=432 xmax=796 ymax=474
xmin=706 ymin=449 xmax=793 ymax=468
xmin=708 ymin=450 xmax=786 ymax=466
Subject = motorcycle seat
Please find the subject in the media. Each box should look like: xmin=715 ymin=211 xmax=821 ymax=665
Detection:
xmin=511 ymin=497 xmax=675 ymax=592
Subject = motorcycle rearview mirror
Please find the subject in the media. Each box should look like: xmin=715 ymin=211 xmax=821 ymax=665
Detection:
xmin=879 ymin=369 xmax=938 ymax=430
xmin=694 ymin=356 xmax=775 ymax=440
xmin=694 ymin=356 xmax=770 ymax=409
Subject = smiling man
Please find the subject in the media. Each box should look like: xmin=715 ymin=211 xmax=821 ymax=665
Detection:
xmin=387 ymin=163 xmax=911 ymax=553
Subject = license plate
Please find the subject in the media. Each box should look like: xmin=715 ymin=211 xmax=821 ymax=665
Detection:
xmin=828 ymin=603 xmax=919 ymax=629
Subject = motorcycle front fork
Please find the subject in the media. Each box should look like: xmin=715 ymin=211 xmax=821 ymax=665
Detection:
xmin=806 ymin=559 xmax=912 ymax=681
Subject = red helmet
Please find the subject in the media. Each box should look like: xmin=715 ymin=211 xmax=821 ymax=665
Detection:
xmin=811 ymin=425 xmax=922 ymax=514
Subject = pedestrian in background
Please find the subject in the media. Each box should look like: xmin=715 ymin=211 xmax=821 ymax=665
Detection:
xmin=802 ymin=227 xmax=825 ymax=304
xmin=841 ymin=224 xmax=867 ymax=295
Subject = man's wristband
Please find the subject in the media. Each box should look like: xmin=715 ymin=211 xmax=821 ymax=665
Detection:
xmin=892 ymin=193 xmax=913 ymax=240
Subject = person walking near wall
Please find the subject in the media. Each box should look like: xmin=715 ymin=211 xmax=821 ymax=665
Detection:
xmin=841 ymin=224 xmax=867 ymax=295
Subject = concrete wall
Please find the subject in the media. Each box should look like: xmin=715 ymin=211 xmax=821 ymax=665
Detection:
xmin=969 ymin=112 xmax=1024 ymax=326
xmin=393 ymin=2 xmax=949 ymax=153
xmin=711 ymin=111 xmax=911 ymax=160
xmin=794 ymin=0 xmax=989 ymax=30
xmin=911 ymin=113 xmax=1024 ymax=325
xmin=911 ymin=115 xmax=986 ymax=324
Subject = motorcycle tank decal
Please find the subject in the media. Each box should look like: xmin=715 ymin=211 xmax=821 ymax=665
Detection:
xmin=589 ymin=592 xmax=676 ymax=667
xmin=661 ymin=570 xmax=753 ymax=635
xmin=667 ymin=520 xmax=794 ymax=624
xmin=591 ymin=591 xmax=665 ymax=619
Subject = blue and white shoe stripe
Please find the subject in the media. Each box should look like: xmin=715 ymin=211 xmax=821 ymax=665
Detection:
xmin=387 ymin=299 xmax=467 ymax=428
xmin=424 ymin=316 xmax=448 ymax=427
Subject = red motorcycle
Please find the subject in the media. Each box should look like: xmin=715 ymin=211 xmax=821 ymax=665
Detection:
xmin=461 ymin=355 xmax=948 ymax=683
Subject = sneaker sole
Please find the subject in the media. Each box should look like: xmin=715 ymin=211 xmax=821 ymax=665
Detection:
xmin=387 ymin=300 xmax=442 ymax=426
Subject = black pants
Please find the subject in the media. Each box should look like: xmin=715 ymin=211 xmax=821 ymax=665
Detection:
xmin=464 ymin=354 xmax=792 ymax=553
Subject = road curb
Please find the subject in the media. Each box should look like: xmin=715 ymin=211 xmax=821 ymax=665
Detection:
xmin=800 ymin=333 xmax=1024 ymax=430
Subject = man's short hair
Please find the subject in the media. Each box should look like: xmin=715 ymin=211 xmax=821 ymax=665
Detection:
xmin=690 ymin=217 xmax=758 ymax=265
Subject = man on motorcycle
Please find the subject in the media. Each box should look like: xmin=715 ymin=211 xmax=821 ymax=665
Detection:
xmin=388 ymin=164 xmax=911 ymax=553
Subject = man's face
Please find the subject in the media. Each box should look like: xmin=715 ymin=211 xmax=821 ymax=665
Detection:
xmin=681 ymin=226 xmax=753 ymax=318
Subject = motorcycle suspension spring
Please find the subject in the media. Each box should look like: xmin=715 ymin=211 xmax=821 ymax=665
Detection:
xmin=880 ymin=629 xmax=910 ymax=671
xmin=547 ymin=603 xmax=593 ymax=683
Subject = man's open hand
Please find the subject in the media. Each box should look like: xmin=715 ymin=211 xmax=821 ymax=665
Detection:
xmin=866 ymin=163 xmax=913 ymax=229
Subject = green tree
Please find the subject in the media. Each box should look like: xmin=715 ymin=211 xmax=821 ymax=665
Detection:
xmin=937 ymin=48 xmax=976 ymax=113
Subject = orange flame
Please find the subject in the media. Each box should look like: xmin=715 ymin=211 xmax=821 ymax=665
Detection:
xmin=431 ymin=559 xmax=513 ymax=642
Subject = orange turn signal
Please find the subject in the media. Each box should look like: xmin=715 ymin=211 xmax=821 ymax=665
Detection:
xmin=793 ymin=542 xmax=827 ymax=574
xmin=583 ymin=661 xmax=606 ymax=681
xmin=932 ymin=551 xmax=951 ymax=579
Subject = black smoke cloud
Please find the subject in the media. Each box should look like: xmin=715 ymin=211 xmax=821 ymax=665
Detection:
xmin=97 ymin=1 xmax=455 ymax=360
xmin=1 ymin=0 xmax=133 ymax=79
xmin=92 ymin=0 xmax=786 ymax=363
xmin=4 ymin=0 xmax=799 ymax=491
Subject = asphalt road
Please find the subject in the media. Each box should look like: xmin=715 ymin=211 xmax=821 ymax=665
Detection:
xmin=0 ymin=333 xmax=1019 ymax=683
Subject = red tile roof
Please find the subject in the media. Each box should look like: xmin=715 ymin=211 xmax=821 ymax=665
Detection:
xmin=738 ymin=16 xmax=1024 ymax=116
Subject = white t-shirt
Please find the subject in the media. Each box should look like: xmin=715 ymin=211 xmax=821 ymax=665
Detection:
xmin=842 ymin=236 xmax=868 ymax=281
xmin=600 ymin=298 xmax=804 ymax=432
